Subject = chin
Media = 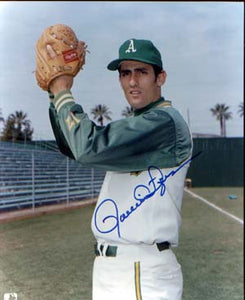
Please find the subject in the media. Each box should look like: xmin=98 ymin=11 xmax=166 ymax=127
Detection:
xmin=128 ymin=99 xmax=144 ymax=109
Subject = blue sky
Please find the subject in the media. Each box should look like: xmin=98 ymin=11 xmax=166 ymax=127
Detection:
xmin=0 ymin=1 xmax=243 ymax=139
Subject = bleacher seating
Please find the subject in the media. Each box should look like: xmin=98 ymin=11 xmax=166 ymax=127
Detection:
xmin=0 ymin=141 xmax=105 ymax=211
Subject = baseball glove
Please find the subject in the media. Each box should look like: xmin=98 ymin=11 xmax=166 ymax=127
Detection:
xmin=35 ymin=24 xmax=87 ymax=91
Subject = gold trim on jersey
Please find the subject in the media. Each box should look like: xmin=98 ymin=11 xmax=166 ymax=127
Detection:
xmin=156 ymin=100 xmax=172 ymax=108
xmin=134 ymin=261 xmax=142 ymax=300
xmin=65 ymin=112 xmax=80 ymax=131
xmin=130 ymin=171 xmax=142 ymax=176
xmin=55 ymin=93 xmax=75 ymax=112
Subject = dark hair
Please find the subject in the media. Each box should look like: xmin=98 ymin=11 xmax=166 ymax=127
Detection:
xmin=152 ymin=65 xmax=163 ymax=78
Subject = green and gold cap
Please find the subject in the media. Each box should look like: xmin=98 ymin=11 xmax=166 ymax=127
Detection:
xmin=107 ymin=38 xmax=163 ymax=71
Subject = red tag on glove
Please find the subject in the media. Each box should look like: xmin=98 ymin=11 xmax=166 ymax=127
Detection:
xmin=62 ymin=49 xmax=79 ymax=63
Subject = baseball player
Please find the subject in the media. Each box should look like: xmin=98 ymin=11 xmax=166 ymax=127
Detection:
xmin=35 ymin=26 xmax=192 ymax=299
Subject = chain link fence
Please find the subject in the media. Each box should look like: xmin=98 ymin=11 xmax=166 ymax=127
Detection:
xmin=0 ymin=143 xmax=105 ymax=211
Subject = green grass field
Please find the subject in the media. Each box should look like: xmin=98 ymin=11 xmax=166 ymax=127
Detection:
xmin=0 ymin=187 xmax=243 ymax=300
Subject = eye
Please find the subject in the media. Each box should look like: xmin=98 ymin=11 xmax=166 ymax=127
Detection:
xmin=120 ymin=70 xmax=130 ymax=77
xmin=135 ymin=69 xmax=148 ymax=75
xmin=140 ymin=69 xmax=148 ymax=74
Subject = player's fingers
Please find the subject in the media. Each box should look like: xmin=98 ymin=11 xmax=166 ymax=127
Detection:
xmin=46 ymin=44 xmax=56 ymax=59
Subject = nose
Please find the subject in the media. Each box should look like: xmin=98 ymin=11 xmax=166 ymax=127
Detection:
xmin=129 ymin=72 xmax=138 ymax=87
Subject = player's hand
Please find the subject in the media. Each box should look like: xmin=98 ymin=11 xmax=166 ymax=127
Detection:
xmin=35 ymin=24 xmax=87 ymax=92
xmin=49 ymin=75 xmax=74 ymax=96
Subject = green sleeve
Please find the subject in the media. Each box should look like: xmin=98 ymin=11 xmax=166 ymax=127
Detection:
xmin=50 ymin=90 xmax=192 ymax=172
xmin=49 ymin=102 xmax=75 ymax=160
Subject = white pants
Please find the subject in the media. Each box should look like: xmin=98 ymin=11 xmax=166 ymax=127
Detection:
xmin=92 ymin=243 xmax=183 ymax=300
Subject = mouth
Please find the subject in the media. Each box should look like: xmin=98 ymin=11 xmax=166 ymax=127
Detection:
xmin=129 ymin=90 xmax=141 ymax=96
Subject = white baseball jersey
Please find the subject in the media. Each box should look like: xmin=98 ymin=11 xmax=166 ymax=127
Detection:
xmin=49 ymin=92 xmax=193 ymax=247
xmin=92 ymin=160 xmax=190 ymax=247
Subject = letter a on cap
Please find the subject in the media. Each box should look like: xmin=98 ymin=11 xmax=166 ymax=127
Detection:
xmin=125 ymin=39 xmax=137 ymax=53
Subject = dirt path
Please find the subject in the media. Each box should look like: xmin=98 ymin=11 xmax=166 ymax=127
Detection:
xmin=0 ymin=198 xmax=97 ymax=224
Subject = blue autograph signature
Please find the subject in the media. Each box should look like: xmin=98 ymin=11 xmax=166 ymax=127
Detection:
xmin=94 ymin=152 xmax=201 ymax=238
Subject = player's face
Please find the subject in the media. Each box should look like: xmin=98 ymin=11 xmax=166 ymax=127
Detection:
xmin=119 ymin=61 xmax=166 ymax=109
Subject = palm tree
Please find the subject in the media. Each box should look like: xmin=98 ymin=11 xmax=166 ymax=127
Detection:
xmin=10 ymin=111 xmax=27 ymax=134
xmin=91 ymin=104 xmax=112 ymax=126
xmin=210 ymin=103 xmax=232 ymax=137
xmin=2 ymin=110 xmax=33 ymax=141
xmin=122 ymin=106 xmax=134 ymax=118
xmin=238 ymin=102 xmax=243 ymax=117
xmin=0 ymin=109 xmax=5 ymax=140
xmin=0 ymin=108 xmax=4 ymax=123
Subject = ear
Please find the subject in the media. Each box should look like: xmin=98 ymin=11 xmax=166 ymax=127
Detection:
xmin=156 ymin=71 xmax=167 ymax=87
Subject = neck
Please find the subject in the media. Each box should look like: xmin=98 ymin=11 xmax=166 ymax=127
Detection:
xmin=134 ymin=97 xmax=165 ymax=116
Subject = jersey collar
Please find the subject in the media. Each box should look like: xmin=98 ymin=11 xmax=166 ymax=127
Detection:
xmin=134 ymin=97 xmax=166 ymax=116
